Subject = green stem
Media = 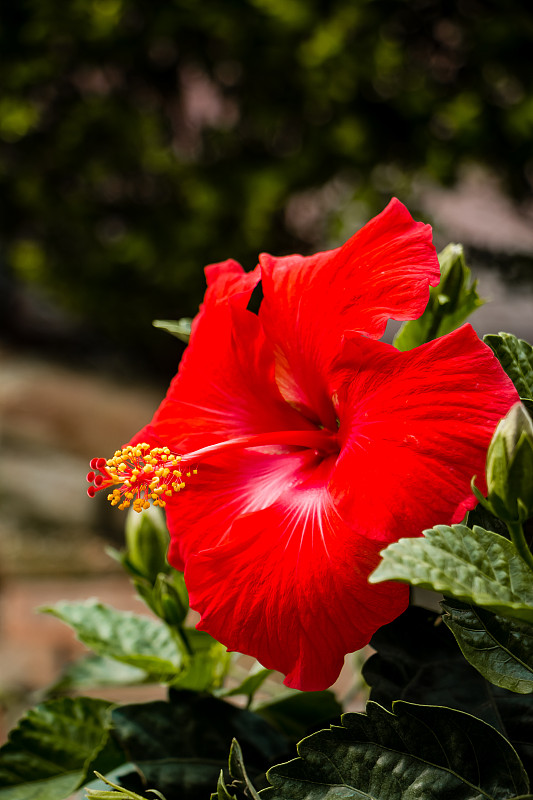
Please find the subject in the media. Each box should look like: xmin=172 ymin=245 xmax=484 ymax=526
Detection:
xmin=506 ymin=520 xmax=533 ymax=572
xmin=87 ymin=771 xmax=154 ymax=799
xmin=171 ymin=624 xmax=194 ymax=657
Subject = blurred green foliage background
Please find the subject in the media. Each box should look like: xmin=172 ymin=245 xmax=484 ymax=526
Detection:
xmin=1 ymin=0 xmax=532 ymax=370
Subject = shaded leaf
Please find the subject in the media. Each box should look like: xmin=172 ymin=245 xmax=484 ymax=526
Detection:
xmin=254 ymin=691 xmax=342 ymax=741
xmin=152 ymin=318 xmax=192 ymax=344
xmin=0 ymin=697 xmax=118 ymax=800
xmin=228 ymin=740 xmax=260 ymax=800
xmin=214 ymin=771 xmax=238 ymax=800
xmin=394 ymin=243 xmax=483 ymax=351
xmin=50 ymin=654 xmax=148 ymax=693
xmin=522 ymin=398 xmax=533 ymax=416
xmin=217 ymin=667 xmax=273 ymax=703
xmin=213 ymin=739 xmax=261 ymax=800
xmin=370 ymin=524 xmax=533 ymax=623
xmin=467 ymin=503 xmax=510 ymax=537
xmin=364 ymin=605 xmax=484 ymax=711
xmin=484 ymin=332 xmax=533 ymax=403
xmin=111 ymin=690 xmax=290 ymax=800
xmin=173 ymin=629 xmax=231 ymax=692
xmin=86 ymin=770 xmax=167 ymax=799
xmin=364 ymin=604 xmax=533 ymax=781
xmin=83 ymin=763 xmax=136 ymax=794
xmin=264 ymin=701 xmax=529 ymax=800
xmin=41 ymin=600 xmax=184 ymax=681
xmin=442 ymin=598 xmax=533 ymax=694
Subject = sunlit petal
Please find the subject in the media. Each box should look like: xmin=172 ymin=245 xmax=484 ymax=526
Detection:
xmin=186 ymin=480 xmax=408 ymax=690
xmin=258 ymin=198 xmax=440 ymax=424
xmin=329 ymin=324 xmax=520 ymax=542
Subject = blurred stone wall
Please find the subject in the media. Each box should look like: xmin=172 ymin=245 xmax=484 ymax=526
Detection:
xmin=0 ymin=347 xmax=162 ymax=739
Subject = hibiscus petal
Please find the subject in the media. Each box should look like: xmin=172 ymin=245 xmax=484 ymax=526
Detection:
xmin=328 ymin=324 xmax=520 ymax=543
xmin=166 ymin=448 xmax=319 ymax=570
xmin=147 ymin=260 xmax=314 ymax=453
xmin=258 ymin=199 xmax=440 ymax=426
xmin=185 ymin=480 xmax=409 ymax=690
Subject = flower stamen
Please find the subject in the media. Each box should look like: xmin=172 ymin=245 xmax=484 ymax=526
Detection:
xmin=86 ymin=443 xmax=196 ymax=512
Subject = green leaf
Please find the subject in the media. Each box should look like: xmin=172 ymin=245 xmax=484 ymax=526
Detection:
xmin=0 ymin=697 xmax=118 ymax=800
xmin=364 ymin=605 xmax=484 ymax=711
xmin=484 ymin=332 xmax=533 ymax=403
xmin=41 ymin=600 xmax=184 ymax=681
xmin=83 ymin=765 xmax=137 ymax=795
xmin=214 ymin=772 xmax=238 ymax=800
xmin=44 ymin=602 xmax=231 ymax=694
xmin=218 ymin=667 xmax=273 ymax=703
xmin=363 ymin=605 xmax=533 ymax=780
xmin=254 ymin=691 xmax=342 ymax=741
xmin=86 ymin=770 xmax=168 ymax=799
xmin=129 ymin=569 xmax=190 ymax=630
xmin=111 ymin=690 xmax=290 ymax=800
xmin=152 ymin=318 xmax=192 ymax=343
xmin=370 ymin=524 xmax=533 ymax=623
xmin=394 ymin=243 xmax=483 ymax=351
xmin=442 ymin=598 xmax=533 ymax=694
xmin=227 ymin=740 xmax=260 ymax=800
xmin=49 ymin=654 xmax=149 ymax=693
xmin=213 ymin=739 xmax=261 ymax=800
xmin=172 ymin=629 xmax=231 ymax=692
xmin=264 ymin=701 xmax=529 ymax=800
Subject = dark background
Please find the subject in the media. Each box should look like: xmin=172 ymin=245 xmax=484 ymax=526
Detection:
xmin=1 ymin=0 xmax=533 ymax=376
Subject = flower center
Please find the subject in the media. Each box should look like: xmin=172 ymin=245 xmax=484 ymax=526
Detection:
xmin=87 ymin=429 xmax=337 ymax=512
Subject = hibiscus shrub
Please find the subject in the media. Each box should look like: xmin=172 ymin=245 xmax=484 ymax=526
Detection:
xmin=1 ymin=202 xmax=533 ymax=800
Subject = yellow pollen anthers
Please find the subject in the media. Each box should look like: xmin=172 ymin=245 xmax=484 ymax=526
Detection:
xmin=102 ymin=443 xmax=189 ymax=513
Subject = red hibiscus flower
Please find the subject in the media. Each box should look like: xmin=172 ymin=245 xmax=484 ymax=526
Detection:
xmin=88 ymin=199 xmax=519 ymax=691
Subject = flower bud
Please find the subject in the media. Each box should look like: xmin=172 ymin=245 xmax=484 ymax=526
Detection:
xmin=485 ymin=402 xmax=533 ymax=522
xmin=152 ymin=571 xmax=189 ymax=627
xmin=124 ymin=505 xmax=170 ymax=584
